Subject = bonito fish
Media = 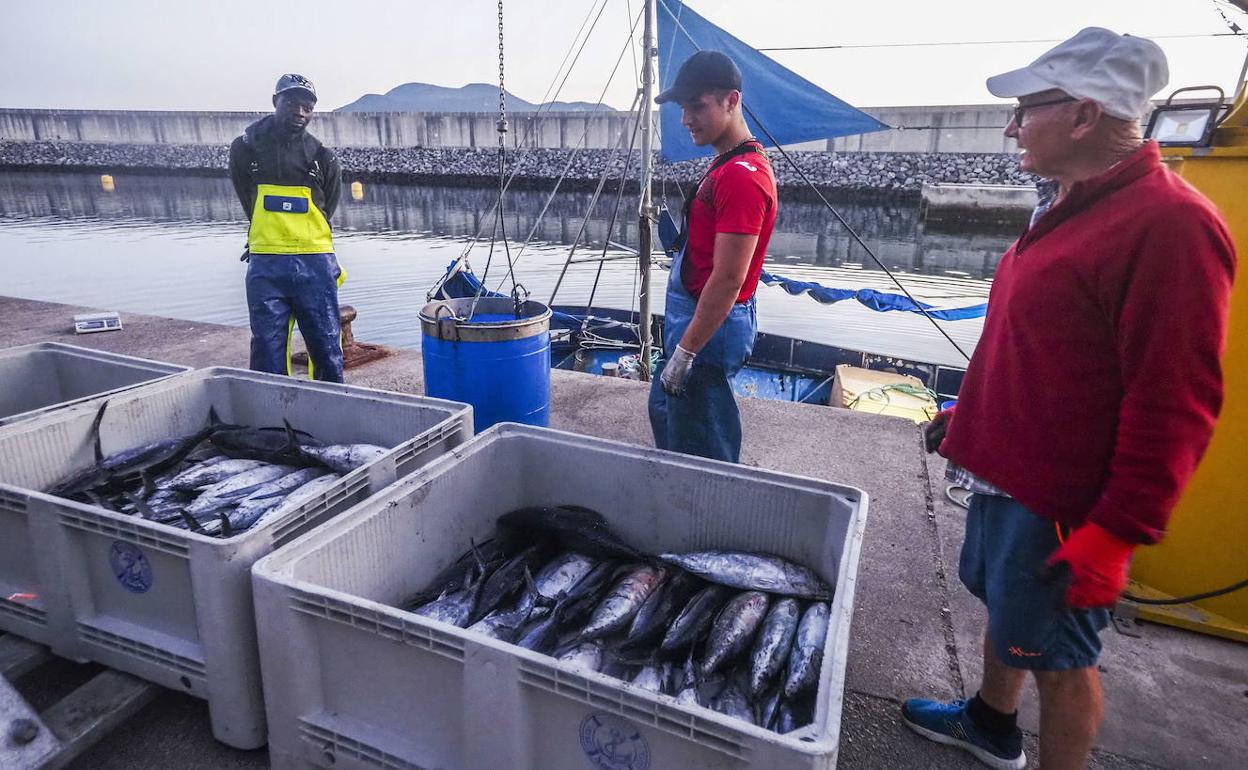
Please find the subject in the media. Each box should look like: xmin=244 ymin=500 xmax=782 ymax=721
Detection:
xmin=783 ymin=602 xmax=829 ymax=699
xmin=659 ymin=550 xmax=833 ymax=600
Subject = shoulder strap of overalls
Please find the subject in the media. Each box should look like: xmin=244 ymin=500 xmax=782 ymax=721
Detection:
xmin=682 ymin=139 xmax=765 ymax=223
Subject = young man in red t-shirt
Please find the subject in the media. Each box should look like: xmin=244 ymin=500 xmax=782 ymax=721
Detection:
xmin=648 ymin=50 xmax=778 ymax=463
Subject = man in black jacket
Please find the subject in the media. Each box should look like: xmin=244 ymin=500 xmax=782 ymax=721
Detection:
xmin=228 ymin=73 xmax=345 ymax=382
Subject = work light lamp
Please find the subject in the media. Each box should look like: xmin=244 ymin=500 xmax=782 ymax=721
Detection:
xmin=1145 ymin=87 xmax=1227 ymax=148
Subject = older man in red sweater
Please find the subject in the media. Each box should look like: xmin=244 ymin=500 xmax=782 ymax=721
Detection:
xmin=901 ymin=28 xmax=1237 ymax=770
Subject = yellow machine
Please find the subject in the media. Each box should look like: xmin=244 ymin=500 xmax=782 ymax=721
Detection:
xmin=1127 ymin=84 xmax=1248 ymax=643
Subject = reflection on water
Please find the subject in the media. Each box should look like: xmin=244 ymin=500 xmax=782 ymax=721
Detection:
xmin=0 ymin=171 xmax=1020 ymax=366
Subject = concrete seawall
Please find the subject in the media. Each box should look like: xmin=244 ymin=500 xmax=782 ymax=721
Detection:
xmin=0 ymin=105 xmax=1017 ymax=154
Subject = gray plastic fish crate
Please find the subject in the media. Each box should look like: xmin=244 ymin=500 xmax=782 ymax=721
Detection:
xmin=252 ymin=423 xmax=868 ymax=770
xmin=0 ymin=342 xmax=187 ymax=429
xmin=0 ymin=367 xmax=472 ymax=750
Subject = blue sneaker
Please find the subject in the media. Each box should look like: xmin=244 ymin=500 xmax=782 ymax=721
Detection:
xmin=901 ymin=698 xmax=1026 ymax=770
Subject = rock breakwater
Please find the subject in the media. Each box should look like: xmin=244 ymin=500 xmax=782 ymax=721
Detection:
xmin=0 ymin=140 xmax=1036 ymax=196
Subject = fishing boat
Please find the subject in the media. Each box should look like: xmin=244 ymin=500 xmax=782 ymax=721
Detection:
xmin=428 ymin=0 xmax=1244 ymax=419
xmin=425 ymin=0 xmax=987 ymax=408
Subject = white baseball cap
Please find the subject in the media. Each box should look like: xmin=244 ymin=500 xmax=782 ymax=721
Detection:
xmin=986 ymin=27 xmax=1169 ymax=121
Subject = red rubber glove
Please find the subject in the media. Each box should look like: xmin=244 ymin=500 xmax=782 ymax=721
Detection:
xmin=1046 ymin=523 xmax=1136 ymax=609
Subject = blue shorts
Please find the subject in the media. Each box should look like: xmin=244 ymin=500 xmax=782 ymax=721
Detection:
xmin=960 ymin=495 xmax=1110 ymax=671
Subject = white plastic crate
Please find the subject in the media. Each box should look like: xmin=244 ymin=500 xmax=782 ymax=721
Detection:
xmin=0 ymin=342 xmax=187 ymax=428
xmin=0 ymin=367 xmax=472 ymax=750
xmin=253 ymin=423 xmax=868 ymax=770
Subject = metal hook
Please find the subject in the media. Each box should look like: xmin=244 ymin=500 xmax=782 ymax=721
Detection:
xmin=433 ymin=303 xmax=460 ymax=341
xmin=511 ymin=283 xmax=530 ymax=318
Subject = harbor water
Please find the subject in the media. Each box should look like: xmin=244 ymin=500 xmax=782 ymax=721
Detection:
xmin=0 ymin=171 xmax=1015 ymax=367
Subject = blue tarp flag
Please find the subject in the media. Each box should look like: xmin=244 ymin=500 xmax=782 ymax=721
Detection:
xmin=655 ymin=211 xmax=987 ymax=321
xmin=657 ymin=0 xmax=888 ymax=162
xmin=758 ymin=271 xmax=988 ymax=321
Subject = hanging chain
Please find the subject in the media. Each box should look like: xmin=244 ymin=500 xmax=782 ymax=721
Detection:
xmin=496 ymin=0 xmax=523 ymax=316
xmin=497 ymin=0 xmax=509 ymax=142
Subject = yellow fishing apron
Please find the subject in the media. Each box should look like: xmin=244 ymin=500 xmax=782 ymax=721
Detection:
xmin=248 ymin=183 xmax=335 ymax=255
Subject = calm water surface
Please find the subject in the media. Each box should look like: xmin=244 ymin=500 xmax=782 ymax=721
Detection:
xmin=0 ymin=171 xmax=1020 ymax=366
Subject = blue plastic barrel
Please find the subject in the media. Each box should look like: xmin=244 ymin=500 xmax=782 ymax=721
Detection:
xmin=940 ymin=399 xmax=958 ymax=412
xmin=420 ymin=297 xmax=552 ymax=432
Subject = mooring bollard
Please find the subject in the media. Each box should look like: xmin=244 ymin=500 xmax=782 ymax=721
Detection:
xmin=292 ymin=304 xmax=388 ymax=370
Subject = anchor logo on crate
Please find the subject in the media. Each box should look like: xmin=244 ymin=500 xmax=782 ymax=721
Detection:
xmin=579 ymin=713 xmax=651 ymax=770
xmin=109 ymin=541 xmax=153 ymax=594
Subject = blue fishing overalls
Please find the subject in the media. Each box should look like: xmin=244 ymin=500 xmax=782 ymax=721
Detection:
xmin=245 ymin=183 xmax=345 ymax=382
xmin=648 ymin=231 xmax=758 ymax=463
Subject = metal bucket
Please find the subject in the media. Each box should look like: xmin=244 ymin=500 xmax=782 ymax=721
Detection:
xmin=420 ymin=297 xmax=552 ymax=432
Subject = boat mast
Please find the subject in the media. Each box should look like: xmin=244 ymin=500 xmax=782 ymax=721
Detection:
xmin=637 ymin=0 xmax=657 ymax=381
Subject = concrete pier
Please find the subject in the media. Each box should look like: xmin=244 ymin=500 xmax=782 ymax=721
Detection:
xmin=920 ymin=182 xmax=1038 ymax=226
xmin=2 ymin=296 xmax=1244 ymax=769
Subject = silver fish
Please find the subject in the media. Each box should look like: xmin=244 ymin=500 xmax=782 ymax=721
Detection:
xmin=578 ymin=565 xmax=666 ymax=641
xmin=263 ymin=473 xmax=342 ymax=519
xmin=413 ymin=573 xmax=481 ymax=628
xmin=185 ymin=465 xmax=297 ymax=516
xmin=298 ymin=443 xmax=388 ymax=474
xmin=701 ymin=591 xmax=770 ymax=678
xmin=783 ymin=602 xmax=829 ymax=699
xmin=756 ymin=682 xmax=783 ymax=730
xmin=748 ymin=598 xmax=801 ymax=698
xmin=711 ymin=676 xmax=754 ymax=724
xmin=168 ymin=458 xmax=265 ymax=492
xmin=556 ymin=641 xmax=603 ymax=673
xmin=659 ymin=551 xmax=833 ymax=600
xmin=532 ymin=552 xmax=596 ymax=600
xmin=468 ymin=605 xmax=548 ymax=641
xmin=631 ymin=662 xmax=671 ymax=694
xmin=229 ymin=468 xmax=330 ymax=530
xmin=674 ymin=655 xmax=702 ymax=706
xmin=775 ymin=701 xmax=801 ymax=734
xmin=241 ymin=467 xmax=327 ymax=502
xmin=660 ymin=584 xmax=734 ymax=654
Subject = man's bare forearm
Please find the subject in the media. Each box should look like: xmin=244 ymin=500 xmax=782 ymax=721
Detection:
xmin=677 ymin=231 xmax=757 ymax=353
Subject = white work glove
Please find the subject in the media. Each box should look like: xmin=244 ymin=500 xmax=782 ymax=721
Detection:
xmin=660 ymin=345 xmax=696 ymax=397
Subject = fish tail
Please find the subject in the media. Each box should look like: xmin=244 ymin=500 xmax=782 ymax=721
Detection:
xmin=180 ymin=509 xmax=204 ymax=533
xmin=90 ymin=400 xmax=108 ymax=464
xmin=124 ymin=490 xmax=157 ymax=519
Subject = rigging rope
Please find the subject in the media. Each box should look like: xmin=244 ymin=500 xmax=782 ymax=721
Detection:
xmin=757 ymin=31 xmax=1241 ymax=52
xmin=486 ymin=5 xmax=645 ymax=294
xmin=431 ymin=0 xmax=614 ymax=302
xmin=658 ymin=0 xmax=973 ymax=362
xmin=547 ymin=89 xmax=644 ymax=307
xmin=585 ymin=102 xmax=647 ymax=318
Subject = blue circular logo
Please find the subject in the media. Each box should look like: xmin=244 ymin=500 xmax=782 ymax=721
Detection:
xmin=109 ymin=542 xmax=153 ymax=594
xmin=579 ymin=713 xmax=651 ymax=770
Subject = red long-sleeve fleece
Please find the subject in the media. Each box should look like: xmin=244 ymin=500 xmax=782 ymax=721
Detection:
xmin=942 ymin=142 xmax=1237 ymax=544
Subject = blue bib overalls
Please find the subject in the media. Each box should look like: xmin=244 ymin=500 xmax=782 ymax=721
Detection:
xmin=647 ymin=235 xmax=757 ymax=463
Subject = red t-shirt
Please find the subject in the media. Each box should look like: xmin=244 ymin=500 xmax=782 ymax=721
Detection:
xmin=682 ymin=144 xmax=778 ymax=301
xmin=941 ymin=142 xmax=1236 ymax=544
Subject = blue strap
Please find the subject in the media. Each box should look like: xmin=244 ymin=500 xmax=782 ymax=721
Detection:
xmin=757 ymin=270 xmax=987 ymax=321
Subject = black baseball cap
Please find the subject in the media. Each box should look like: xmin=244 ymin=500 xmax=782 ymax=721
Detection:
xmin=274 ymin=73 xmax=317 ymax=103
xmin=655 ymin=50 xmax=742 ymax=104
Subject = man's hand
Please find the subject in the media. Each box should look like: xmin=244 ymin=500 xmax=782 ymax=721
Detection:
xmin=1045 ymin=523 xmax=1136 ymax=609
xmin=923 ymin=409 xmax=952 ymax=454
xmin=660 ymin=345 xmax=697 ymax=397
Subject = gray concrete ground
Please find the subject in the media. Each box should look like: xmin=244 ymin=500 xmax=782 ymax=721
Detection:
xmin=2 ymin=297 xmax=1244 ymax=769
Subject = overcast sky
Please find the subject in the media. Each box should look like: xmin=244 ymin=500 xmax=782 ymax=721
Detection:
xmin=2 ymin=0 xmax=1245 ymax=112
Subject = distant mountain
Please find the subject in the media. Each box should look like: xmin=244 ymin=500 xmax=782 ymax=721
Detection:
xmin=335 ymin=82 xmax=615 ymax=113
